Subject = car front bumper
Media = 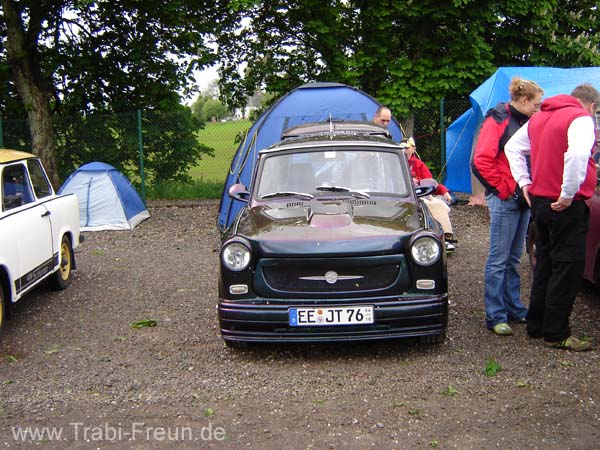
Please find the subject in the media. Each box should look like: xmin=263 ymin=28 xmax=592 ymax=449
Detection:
xmin=218 ymin=294 xmax=448 ymax=343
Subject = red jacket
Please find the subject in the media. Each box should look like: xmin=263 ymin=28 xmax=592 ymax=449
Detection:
xmin=408 ymin=155 xmax=449 ymax=195
xmin=472 ymin=103 xmax=529 ymax=200
xmin=528 ymin=94 xmax=596 ymax=200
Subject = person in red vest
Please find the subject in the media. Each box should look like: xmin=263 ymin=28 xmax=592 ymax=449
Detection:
xmin=506 ymin=83 xmax=600 ymax=351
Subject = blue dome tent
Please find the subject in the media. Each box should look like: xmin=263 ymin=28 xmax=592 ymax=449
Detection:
xmin=445 ymin=67 xmax=600 ymax=195
xmin=58 ymin=162 xmax=150 ymax=231
xmin=217 ymin=82 xmax=403 ymax=231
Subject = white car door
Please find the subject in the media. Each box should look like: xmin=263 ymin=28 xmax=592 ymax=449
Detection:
xmin=2 ymin=162 xmax=53 ymax=295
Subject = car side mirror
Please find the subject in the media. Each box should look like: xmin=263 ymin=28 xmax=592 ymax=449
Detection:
xmin=228 ymin=183 xmax=250 ymax=202
xmin=415 ymin=185 xmax=436 ymax=197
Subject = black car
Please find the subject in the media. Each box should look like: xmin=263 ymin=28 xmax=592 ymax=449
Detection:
xmin=218 ymin=121 xmax=448 ymax=346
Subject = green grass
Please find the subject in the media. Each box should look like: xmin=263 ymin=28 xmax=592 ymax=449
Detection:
xmin=145 ymin=119 xmax=250 ymax=200
xmin=190 ymin=119 xmax=251 ymax=183
xmin=146 ymin=179 xmax=223 ymax=200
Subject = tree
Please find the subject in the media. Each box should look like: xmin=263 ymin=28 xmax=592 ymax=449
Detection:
xmin=215 ymin=0 xmax=600 ymax=133
xmin=201 ymin=98 xmax=229 ymax=122
xmin=0 ymin=0 xmax=229 ymax=184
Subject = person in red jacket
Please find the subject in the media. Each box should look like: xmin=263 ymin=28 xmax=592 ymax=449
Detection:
xmin=404 ymin=136 xmax=453 ymax=203
xmin=400 ymin=137 xmax=456 ymax=251
xmin=505 ymin=83 xmax=600 ymax=351
xmin=471 ymin=77 xmax=544 ymax=336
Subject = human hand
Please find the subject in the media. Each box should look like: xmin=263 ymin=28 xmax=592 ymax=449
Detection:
xmin=551 ymin=196 xmax=572 ymax=212
xmin=522 ymin=185 xmax=531 ymax=207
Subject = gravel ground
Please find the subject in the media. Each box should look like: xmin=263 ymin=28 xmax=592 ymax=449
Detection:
xmin=1 ymin=199 xmax=600 ymax=450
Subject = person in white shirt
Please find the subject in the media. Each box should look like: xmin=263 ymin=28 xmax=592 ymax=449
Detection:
xmin=505 ymin=83 xmax=599 ymax=352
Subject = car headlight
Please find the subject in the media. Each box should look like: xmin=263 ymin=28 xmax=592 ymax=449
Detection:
xmin=222 ymin=241 xmax=251 ymax=271
xmin=410 ymin=235 xmax=441 ymax=266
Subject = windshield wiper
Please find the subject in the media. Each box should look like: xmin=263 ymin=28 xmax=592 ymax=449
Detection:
xmin=316 ymin=185 xmax=370 ymax=199
xmin=261 ymin=191 xmax=314 ymax=200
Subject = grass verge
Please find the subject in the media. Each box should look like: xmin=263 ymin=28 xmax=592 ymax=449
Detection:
xmin=146 ymin=179 xmax=223 ymax=200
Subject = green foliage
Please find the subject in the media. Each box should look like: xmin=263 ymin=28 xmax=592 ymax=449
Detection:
xmin=215 ymin=0 xmax=600 ymax=116
xmin=55 ymin=106 xmax=210 ymax=183
xmin=130 ymin=319 xmax=158 ymax=329
xmin=192 ymin=95 xmax=232 ymax=122
xmin=441 ymin=385 xmax=459 ymax=396
xmin=484 ymin=357 xmax=502 ymax=377
xmin=0 ymin=0 xmax=230 ymax=181
xmin=201 ymin=99 xmax=230 ymax=122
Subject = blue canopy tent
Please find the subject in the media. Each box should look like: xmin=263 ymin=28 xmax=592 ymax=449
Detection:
xmin=445 ymin=67 xmax=600 ymax=194
xmin=217 ymin=82 xmax=403 ymax=230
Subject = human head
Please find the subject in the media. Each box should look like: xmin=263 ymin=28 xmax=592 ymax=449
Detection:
xmin=509 ymin=77 xmax=544 ymax=117
xmin=373 ymin=106 xmax=392 ymax=127
xmin=399 ymin=136 xmax=416 ymax=158
xmin=571 ymin=83 xmax=600 ymax=116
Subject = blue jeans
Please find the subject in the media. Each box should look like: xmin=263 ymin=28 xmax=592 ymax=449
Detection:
xmin=484 ymin=193 xmax=530 ymax=328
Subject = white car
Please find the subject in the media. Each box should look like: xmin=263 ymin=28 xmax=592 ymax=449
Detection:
xmin=0 ymin=149 xmax=81 ymax=336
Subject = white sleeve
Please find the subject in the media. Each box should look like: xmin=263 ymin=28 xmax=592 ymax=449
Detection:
xmin=561 ymin=116 xmax=595 ymax=199
xmin=505 ymin=122 xmax=532 ymax=187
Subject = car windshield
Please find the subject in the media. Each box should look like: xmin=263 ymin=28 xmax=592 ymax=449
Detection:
xmin=256 ymin=149 xmax=409 ymax=199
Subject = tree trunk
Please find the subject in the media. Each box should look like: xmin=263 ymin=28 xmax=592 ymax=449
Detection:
xmin=1 ymin=0 xmax=60 ymax=188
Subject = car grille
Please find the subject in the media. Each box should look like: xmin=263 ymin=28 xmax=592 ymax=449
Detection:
xmin=255 ymin=255 xmax=410 ymax=298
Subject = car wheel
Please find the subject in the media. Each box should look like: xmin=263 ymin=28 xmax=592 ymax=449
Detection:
xmin=224 ymin=340 xmax=249 ymax=349
xmin=51 ymin=235 xmax=73 ymax=290
xmin=418 ymin=332 xmax=446 ymax=344
xmin=0 ymin=286 xmax=5 ymax=338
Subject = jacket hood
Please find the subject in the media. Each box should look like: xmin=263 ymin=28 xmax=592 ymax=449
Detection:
xmin=541 ymin=94 xmax=583 ymax=113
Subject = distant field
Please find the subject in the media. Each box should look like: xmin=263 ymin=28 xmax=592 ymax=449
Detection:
xmin=190 ymin=119 xmax=251 ymax=182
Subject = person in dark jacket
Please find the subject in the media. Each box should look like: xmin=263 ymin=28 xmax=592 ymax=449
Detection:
xmin=472 ymin=77 xmax=544 ymax=336
xmin=505 ymin=83 xmax=600 ymax=351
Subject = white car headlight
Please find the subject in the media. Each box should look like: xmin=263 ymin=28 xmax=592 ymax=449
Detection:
xmin=410 ymin=236 xmax=441 ymax=266
xmin=222 ymin=241 xmax=251 ymax=271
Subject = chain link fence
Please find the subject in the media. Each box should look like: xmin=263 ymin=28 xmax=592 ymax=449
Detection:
xmin=0 ymin=98 xmax=472 ymax=193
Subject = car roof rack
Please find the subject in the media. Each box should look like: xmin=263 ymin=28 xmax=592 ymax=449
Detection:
xmin=281 ymin=118 xmax=391 ymax=141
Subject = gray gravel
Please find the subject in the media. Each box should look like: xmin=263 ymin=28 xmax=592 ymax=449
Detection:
xmin=1 ymin=199 xmax=599 ymax=449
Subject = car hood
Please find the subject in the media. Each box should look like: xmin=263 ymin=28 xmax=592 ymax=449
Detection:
xmin=232 ymin=198 xmax=423 ymax=256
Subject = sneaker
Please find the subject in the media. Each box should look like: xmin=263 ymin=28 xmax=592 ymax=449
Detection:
xmin=445 ymin=242 xmax=456 ymax=254
xmin=544 ymin=336 xmax=591 ymax=352
xmin=492 ymin=323 xmax=513 ymax=336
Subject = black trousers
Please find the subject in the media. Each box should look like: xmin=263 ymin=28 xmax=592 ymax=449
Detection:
xmin=527 ymin=196 xmax=589 ymax=342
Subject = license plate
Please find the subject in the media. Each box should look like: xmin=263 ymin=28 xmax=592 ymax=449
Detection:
xmin=289 ymin=306 xmax=374 ymax=327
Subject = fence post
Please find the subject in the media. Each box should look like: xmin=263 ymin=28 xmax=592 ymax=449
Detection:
xmin=439 ymin=98 xmax=446 ymax=180
xmin=0 ymin=116 xmax=3 ymax=148
xmin=137 ymin=109 xmax=146 ymax=202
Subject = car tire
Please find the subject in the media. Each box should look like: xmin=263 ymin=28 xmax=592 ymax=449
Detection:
xmin=51 ymin=235 xmax=73 ymax=290
xmin=0 ymin=286 xmax=5 ymax=338
xmin=224 ymin=340 xmax=249 ymax=349
xmin=418 ymin=332 xmax=446 ymax=344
